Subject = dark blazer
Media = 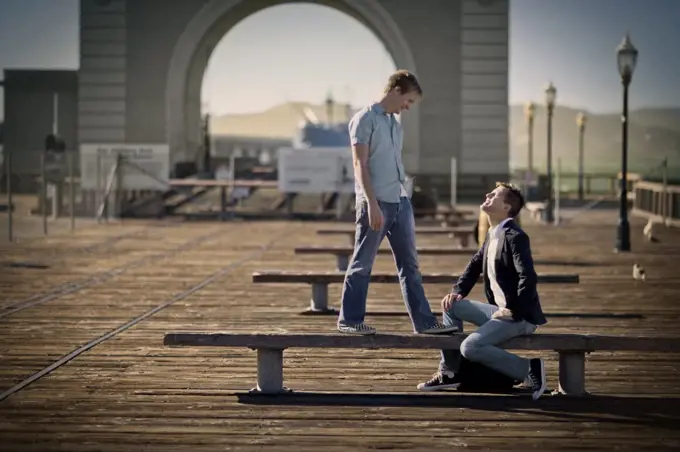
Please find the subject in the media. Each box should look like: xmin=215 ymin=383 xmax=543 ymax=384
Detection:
xmin=452 ymin=219 xmax=547 ymax=326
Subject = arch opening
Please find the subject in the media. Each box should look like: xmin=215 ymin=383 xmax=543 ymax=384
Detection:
xmin=165 ymin=0 xmax=420 ymax=175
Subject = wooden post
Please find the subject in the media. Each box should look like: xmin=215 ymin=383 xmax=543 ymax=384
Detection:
xmin=5 ymin=150 xmax=12 ymax=242
xmin=558 ymin=351 xmax=587 ymax=396
xmin=40 ymin=153 xmax=48 ymax=235
xmin=554 ymin=158 xmax=561 ymax=225
xmin=95 ymin=152 xmax=102 ymax=219
xmin=220 ymin=186 xmax=227 ymax=221
xmin=68 ymin=151 xmax=75 ymax=230
xmin=51 ymin=182 xmax=62 ymax=219
xmin=662 ymin=157 xmax=668 ymax=225
xmin=115 ymin=152 xmax=124 ymax=220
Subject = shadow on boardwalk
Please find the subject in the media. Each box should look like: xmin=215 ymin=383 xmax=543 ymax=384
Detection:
xmin=237 ymin=392 xmax=679 ymax=429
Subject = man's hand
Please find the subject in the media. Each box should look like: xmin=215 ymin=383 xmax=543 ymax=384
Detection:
xmin=491 ymin=308 xmax=514 ymax=321
xmin=368 ymin=201 xmax=384 ymax=231
xmin=441 ymin=292 xmax=463 ymax=312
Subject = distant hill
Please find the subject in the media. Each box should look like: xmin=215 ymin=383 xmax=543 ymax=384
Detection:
xmin=510 ymin=105 xmax=680 ymax=176
xmin=210 ymin=101 xmax=680 ymax=176
xmin=210 ymin=102 xmax=355 ymax=139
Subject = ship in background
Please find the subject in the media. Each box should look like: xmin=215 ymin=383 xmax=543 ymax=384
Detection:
xmin=292 ymin=91 xmax=353 ymax=149
xmin=289 ymin=92 xmax=437 ymax=216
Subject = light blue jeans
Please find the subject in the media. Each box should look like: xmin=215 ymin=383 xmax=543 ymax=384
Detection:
xmin=337 ymin=197 xmax=439 ymax=332
xmin=439 ymin=299 xmax=537 ymax=381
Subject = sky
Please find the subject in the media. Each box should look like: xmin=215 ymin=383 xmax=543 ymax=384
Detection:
xmin=0 ymin=0 xmax=679 ymax=120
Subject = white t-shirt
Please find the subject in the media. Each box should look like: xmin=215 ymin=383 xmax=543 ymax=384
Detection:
xmin=486 ymin=223 xmax=508 ymax=308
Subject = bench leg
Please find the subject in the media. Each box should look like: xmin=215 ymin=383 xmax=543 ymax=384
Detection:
xmin=335 ymin=254 xmax=349 ymax=272
xmin=557 ymin=351 xmax=588 ymax=396
xmin=459 ymin=234 xmax=469 ymax=248
xmin=301 ymin=282 xmax=338 ymax=315
xmin=251 ymin=348 xmax=290 ymax=394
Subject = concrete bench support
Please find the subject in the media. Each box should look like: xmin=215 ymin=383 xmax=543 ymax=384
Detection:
xmin=305 ymin=282 xmax=337 ymax=315
xmin=558 ymin=351 xmax=587 ymax=396
xmin=252 ymin=348 xmax=288 ymax=394
xmin=336 ymin=254 xmax=350 ymax=273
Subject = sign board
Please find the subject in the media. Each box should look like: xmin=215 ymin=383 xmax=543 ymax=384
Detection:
xmin=79 ymin=144 xmax=170 ymax=190
xmin=277 ymin=147 xmax=354 ymax=194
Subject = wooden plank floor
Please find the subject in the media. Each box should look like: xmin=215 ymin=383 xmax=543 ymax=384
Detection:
xmin=0 ymin=210 xmax=679 ymax=451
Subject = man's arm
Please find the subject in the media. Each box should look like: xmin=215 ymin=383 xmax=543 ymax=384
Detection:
xmin=451 ymin=243 xmax=485 ymax=298
xmin=349 ymin=113 xmax=376 ymax=204
xmin=507 ymin=231 xmax=538 ymax=319
xmin=352 ymin=143 xmax=377 ymax=204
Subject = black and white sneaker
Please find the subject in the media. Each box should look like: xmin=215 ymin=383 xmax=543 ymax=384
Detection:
xmin=419 ymin=322 xmax=459 ymax=335
xmin=527 ymin=358 xmax=547 ymax=400
xmin=417 ymin=371 xmax=461 ymax=391
xmin=337 ymin=322 xmax=376 ymax=335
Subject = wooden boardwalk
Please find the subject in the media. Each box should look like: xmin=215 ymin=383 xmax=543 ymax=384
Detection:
xmin=0 ymin=210 xmax=679 ymax=451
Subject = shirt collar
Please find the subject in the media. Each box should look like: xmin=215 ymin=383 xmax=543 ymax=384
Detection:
xmin=489 ymin=217 xmax=513 ymax=238
xmin=371 ymin=102 xmax=389 ymax=116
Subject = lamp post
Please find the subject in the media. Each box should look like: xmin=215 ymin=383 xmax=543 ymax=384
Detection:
xmin=615 ymin=34 xmax=638 ymax=252
xmin=576 ymin=112 xmax=587 ymax=201
xmin=544 ymin=82 xmax=556 ymax=223
xmin=524 ymin=101 xmax=536 ymax=174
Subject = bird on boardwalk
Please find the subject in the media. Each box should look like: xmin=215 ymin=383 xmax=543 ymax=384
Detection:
xmin=643 ymin=219 xmax=659 ymax=243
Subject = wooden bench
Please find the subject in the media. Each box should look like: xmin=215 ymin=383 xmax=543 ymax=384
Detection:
xmin=251 ymin=271 xmax=580 ymax=314
xmin=163 ymin=332 xmax=680 ymax=396
xmin=317 ymin=225 xmax=477 ymax=247
xmin=294 ymin=245 xmax=477 ymax=271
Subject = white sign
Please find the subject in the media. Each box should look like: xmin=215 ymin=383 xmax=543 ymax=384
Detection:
xmin=79 ymin=144 xmax=170 ymax=190
xmin=277 ymin=147 xmax=354 ymax=193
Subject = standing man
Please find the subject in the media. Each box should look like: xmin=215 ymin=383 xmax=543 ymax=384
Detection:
xmin=337 ymin=70 xmax=456 ymax=336
xmin=416 ymin=182 xmax=548 ymax=400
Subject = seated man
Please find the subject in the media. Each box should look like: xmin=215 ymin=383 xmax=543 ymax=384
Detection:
xmin=417 ymin=182 xmax=548 ymax=401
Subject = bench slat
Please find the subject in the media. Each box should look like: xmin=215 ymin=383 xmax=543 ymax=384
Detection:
xmin=164 ymin=332 xmax=680 ymax=352
xmin=294 ymin=246 xmax=475 ymax=256
xmin=252 ymin=271 xmax=579 ymax=284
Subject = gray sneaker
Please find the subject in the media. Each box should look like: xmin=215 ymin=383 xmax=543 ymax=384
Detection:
xmin=337 ymin=322 xmax=377 ymax=335
xmin=420 ymin=322 xmax=459 ymax=335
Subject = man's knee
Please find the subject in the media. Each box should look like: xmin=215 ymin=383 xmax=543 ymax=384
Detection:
xmin=459 ymin=336 xmax=482 ymax=361
xmin=446 ymin=298 xmax=474 ymax=318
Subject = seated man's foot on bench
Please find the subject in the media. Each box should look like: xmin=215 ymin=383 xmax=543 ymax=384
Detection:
xmin=419 ymin=322 xmax=459 ymax=335
xmin=337 ymin=322 xmax=377 ymax=335
xmin=417 ymin=370 xmax=461 ymax=391
xmin=524 ymin=358 xmax=547 ymax=400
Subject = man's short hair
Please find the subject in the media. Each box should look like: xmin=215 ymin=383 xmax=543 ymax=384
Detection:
xmin=496 ymin=181 xmax=525 ymax=218
xmin=384 ymin=70 xmax=423 ymax=96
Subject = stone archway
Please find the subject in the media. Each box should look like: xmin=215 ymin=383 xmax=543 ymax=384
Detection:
xmin=165 ymin=0 xmax=420 ymax=172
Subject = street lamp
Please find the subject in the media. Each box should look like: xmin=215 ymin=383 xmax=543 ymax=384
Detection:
xmin=576 ymin=112 xmax=587 ymax=201
xmin=615 ymin=34 xmax=638 ymax=252
xmin=544 ymin=82 xmax=557 ymax=223
xmin=524 ymin=102 xmax=536 ymax=174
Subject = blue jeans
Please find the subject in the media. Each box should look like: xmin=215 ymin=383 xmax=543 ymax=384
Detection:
xmin=337 ymin=197 xmax=439 ymax=332
xmin=439 ymin=299 xmax=537 ymax=381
